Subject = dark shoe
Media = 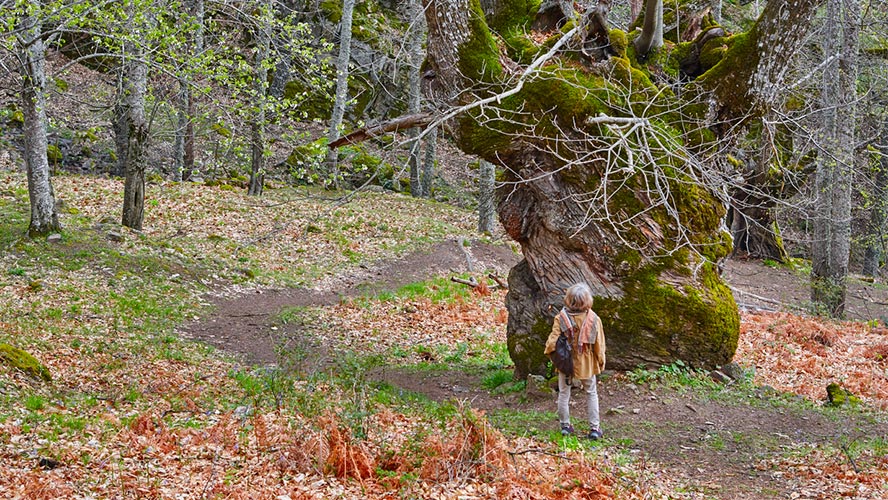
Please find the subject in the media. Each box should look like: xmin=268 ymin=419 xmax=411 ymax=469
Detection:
xmin=587 ymin=428 xmax=603 ymax=440
xmin=560 ymin=423 xmax=575 ymax=436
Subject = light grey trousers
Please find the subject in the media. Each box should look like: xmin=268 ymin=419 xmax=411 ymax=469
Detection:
xmin=557 ymin=373 xmax=600 ymax=429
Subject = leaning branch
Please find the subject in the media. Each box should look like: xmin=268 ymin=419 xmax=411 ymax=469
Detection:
xmin=328 ymin=112 xmax=434 ymax=148
xmin=328 ymin=23 xmax=582 ymax=150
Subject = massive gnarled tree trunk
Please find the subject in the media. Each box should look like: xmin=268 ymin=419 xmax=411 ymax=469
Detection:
xmin=19 ymin=2 xmax=60 ymax=237
xmin=421 ymin=0 xmax=821 ymax=376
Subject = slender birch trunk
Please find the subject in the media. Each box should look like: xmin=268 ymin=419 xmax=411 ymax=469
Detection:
xmin=248 ymin=0 xmax=272 ymax=197
xmin=19 ymin=3 xmax=60 ymax=237
xmin=406 ymin=0 xmax=424 ymax=197
xmin=324 ymin=0 xmax=356 ymax=185
xmin=120 ymin=1 xmax=151 ymax=230
xmin=421 ymin=125 xmax=437 ymax=196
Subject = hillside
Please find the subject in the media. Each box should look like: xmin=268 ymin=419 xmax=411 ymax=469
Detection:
xmin=0 ymin=171 xmax=886 ymax=499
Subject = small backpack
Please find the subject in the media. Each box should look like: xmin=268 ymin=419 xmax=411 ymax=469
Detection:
xmin=549 ymin=311 xmax=575 ymax=376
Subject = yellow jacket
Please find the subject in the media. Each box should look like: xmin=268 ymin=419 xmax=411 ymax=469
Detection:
xmin=544 ymin=310 xmax=606 ymax=378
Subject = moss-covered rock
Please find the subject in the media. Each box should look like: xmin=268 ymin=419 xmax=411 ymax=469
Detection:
xmin=0 ymin=344 xmax=51 ymax=382
xmin=825 ymin=383 xmax=861 ymax=407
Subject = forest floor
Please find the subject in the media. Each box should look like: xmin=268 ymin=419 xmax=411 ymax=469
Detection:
xmin=183 ymin=240 xmax=888 ymax=500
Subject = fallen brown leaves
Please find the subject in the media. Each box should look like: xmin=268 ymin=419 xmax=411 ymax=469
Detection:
xmin=737 ymin=311 xmax=888 ymax=410
xmin=4 ymin=172 xmax=888 ymax=498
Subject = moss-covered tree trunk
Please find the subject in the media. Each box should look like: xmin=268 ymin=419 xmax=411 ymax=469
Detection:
xmin=421 ymin=0 xmax=819 ymax=376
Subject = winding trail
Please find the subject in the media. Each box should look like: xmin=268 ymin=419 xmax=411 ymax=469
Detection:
xmin=180 ymin=243 xmax=888 ymax=499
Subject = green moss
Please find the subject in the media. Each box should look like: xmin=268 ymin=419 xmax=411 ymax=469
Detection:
xmin=284 ymin=80 xmax=332 ymax=120
xmin=501 ymin=28 xmax=543 ymax=64
xmin=826 ymin=383 xmax=861 ymax=407
xmin=319 ymin=0 xmax=342 ymax=22
xmin=0 ymin=343 xmax=52 ymax=382
xmin=47 ymin=144 xmax=62 ymax=165
xmin=484 ymin=0 xmax=541 ymax=32
xmin=509 ymin=317 xmax=554 ymax=377
xmin=459 ymin=0 xmax=504 ymax=84
xmin=697 ymin=31 xmax=757 ymax=112
xmin=699 ymin=36 xmax=728 ymax=71
xmin=662 ymin=42 xmax=694 ymax=79
xmin=596 ymin=261 xmax=739 ymax=370
xmin=609 ymin=29 xmax=629 ymax=58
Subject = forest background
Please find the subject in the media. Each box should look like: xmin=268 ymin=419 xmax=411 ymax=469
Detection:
xmin=0 ymin=0 xmax=887 ymax=498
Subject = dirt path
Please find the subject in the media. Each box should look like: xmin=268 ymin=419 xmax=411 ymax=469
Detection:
xmin=181 ymin=245 xmax=888 ymax=499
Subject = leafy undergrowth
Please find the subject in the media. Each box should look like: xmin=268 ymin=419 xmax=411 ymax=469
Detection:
xmin=1 ymin=171 xmax=887 ymax=498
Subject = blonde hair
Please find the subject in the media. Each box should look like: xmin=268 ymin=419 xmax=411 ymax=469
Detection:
xmin=564 ymin=283 xmax=594 ymax=311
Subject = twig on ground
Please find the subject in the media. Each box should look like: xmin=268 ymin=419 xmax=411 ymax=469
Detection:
xmin=840 ymin=442 xmax=861 ymax=473
xmin=488 ymin=273 xmax=508 ymax=290
xmin=507 ymin=448 xmax=574 ymax=460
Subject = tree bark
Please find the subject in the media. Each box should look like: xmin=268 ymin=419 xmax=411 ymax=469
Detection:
xmin=324 ymin=0 xmax=356 ymax=183
xmin=699 ymin=0 xmax=821 ymax=124
xmin=634 ymin=0 xmax=663 ymax=58
xmin=19 ymin=4 xmax=60 ymax=237
xmin=406 ymin=0 xmax=424 ymax=197
xmin=248 ymin=0 xmax=272 ymax=197
xmin=478 ymin=159 xmax=496 ymax=233
xmin=120 ymin=2 xmax=150 ymax=231
xmin=862 ymin=122 xmax=888 ymax=278
xmin=811 ymin=0 xmax=859 ymax=318
xmin=174 ymin=0 xmax=203 ymax=181
xmin=730 ymin=118 xmax=788 ymax=262
xmin=421 ymin=125 xmax=437 ymax=196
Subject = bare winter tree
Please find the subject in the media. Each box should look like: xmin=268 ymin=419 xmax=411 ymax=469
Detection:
xmin=811 ymin=0 xmax=860 ymax=317
xmin=14 ymin=0 xmax=61 ymax=237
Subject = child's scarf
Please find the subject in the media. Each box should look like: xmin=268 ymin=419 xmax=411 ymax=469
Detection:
xmin=559 ymin=307 xmax=598 ymax=354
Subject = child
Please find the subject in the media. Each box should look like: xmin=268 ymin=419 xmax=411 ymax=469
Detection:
xmin=544 ymin=283 xmax=606 ymax=439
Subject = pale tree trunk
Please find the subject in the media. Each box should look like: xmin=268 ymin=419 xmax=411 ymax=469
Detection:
xmin=421 ymin=125 xmax=436 ymax=196
xmin=811 ymin=0 xmax=859 ymax=318
xmin=634 ymin=0 xmax=663 ymax=58
xmin=120 ymin=2 xmax=151 ymax=230
xmin=712 ymin=0 xmax=722 ymax=24
xmin=248 ymin=0 xmax=272 ymax=197
xmin=19 ymin=4 xmax=60 ymax=237
xmin=406 ymin=0 xmax=424 ymax=197
xmin=862 ymin=122 xmax=888 ymax=278
xmin=174 ymin=0 xmax=203 ymax=181
xmin=324 ymin=0 xmax=356 ymax=184
xmin=478 ymin=159 xmax=495 ymax=234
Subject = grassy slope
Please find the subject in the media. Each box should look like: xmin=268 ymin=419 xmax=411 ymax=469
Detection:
xmin=0 ymin=171 xmax=886 ymax=499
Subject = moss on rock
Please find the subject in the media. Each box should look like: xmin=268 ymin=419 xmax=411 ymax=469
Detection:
xmin=0 ymin=344 xmax=51 ymax=382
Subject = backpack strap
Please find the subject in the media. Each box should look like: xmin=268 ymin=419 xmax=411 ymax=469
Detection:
xmin=557 ymin=310 xmax=576 ymax=337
